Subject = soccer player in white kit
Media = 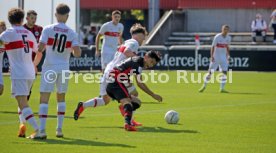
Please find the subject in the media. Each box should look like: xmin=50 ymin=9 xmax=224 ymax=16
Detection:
xmin=74 ymin=24 xmax=162 ymax=126
xmin=37 ymin=4 xmax=82 ymax=139
xmin=0 ymin=8 xmax=41 ymax=139
xmin=95 ymin=10 xmax=124 ymax=71
xmin=0 ymin=21 xmax=6 ymax=96
xmin=199 ymin=25 xmax=231 ymax=93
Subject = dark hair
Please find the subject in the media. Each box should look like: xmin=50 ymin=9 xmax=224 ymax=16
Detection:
xmin=56 ymin=3 xmax=70 ymax=15
xmin=222 ymin=24 xmax=230 ymax=29
xmin=112 ymin=10 xmax=121 ymax=16
xmin=146 ymin=50 xmax=161 ymax=63
xmin=27 ymin=10 xmax=37 ymax=16
xmin=8 ymin=8 xmax=25 ymax=25
xmin=130 ymin=23 xmax=147 ymax=35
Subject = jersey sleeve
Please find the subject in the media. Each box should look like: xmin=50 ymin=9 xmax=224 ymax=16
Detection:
xmin=211 ymin=35 xmax=218 ymax=47
xmin=98 ymin=23 xmax=107 ymax=35
xmin=71 ymin=31 xmax=79 ymax=47
xmin=39 ymin=27 xmax=49 ymax=44
xmin=0 ymin=31 xmax=10 ymax=43
xmin=125 ymin=41 xmax=139 ymax=53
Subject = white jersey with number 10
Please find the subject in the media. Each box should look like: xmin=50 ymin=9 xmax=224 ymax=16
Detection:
xmin=40 ymin=23 xmax=79 ymax=71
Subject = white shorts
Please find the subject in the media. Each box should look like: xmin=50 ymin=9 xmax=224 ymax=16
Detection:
xmin=11 ymin=79 xmax=34 ymax=97
xmin=209 ymin=58 xmax=228 ymax=72
xmin=40 ymin=70 xmax=70 ymax=93
xmin=101 ymin=46 xmax=116 ymax=69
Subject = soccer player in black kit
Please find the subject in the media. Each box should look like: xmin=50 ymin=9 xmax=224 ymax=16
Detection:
xmin=106 ymin=51 xmax=162 ymax=131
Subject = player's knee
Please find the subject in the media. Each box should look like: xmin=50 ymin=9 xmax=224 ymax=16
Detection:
xmin=131 ymin=101 xmax=141 ymax=111
xmin=130 ymin=90 xmax=138 ymax=97
xmin=124 ymin=103 xmax=133 ymax=112
xmin=103 ymin=95 xmax=111 ymax=105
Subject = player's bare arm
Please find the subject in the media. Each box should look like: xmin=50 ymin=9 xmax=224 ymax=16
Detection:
xmin=210 ymin=46 xmax=215 ymax=62
xmin=95 ymin=33 xmax=103 ymax=57
xmin=123 ymin=49 xmax=136 ymax=57
xmin=135 ymin=74 xmax=163 ymax=102
xmin=118 ymin=33 xmax=123 ymax=45
xmin=72 ymin=46 xmax=82 ymax=57
xmin=33 ymin=52 xmax=43 ymax=72
xmin=38 ymin=42 xmax=46 ymax=52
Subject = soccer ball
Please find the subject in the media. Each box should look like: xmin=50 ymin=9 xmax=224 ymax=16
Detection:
xmin=164 ymin=110 xmax=179 ymax=124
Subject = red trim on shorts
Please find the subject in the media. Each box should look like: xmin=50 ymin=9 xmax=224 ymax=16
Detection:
xmin=104 ymin=31 xmax=120 ymax=37
xmin=116 ymin=79 xmax=130 ymax=98
xmin=18 ymin=112 xmax=22 ymax=115
xmin=94 ymin=98 xmax=97 ymax=107
xmin=25 ymin=114 xmax=34 ymax=120
xmin=57 ymin=112 xmax=65 ymax=115
xmin=39 ymin=115 xmax=48 ymax=118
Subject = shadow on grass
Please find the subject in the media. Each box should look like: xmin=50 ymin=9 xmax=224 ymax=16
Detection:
xmin=227 ymin=92 xmax=263 ymax=95
xmin=14 ymin=137 xmax=135 ymax=148
xmin=139 ymin=126 xmax=199 ymax=134
xmin=84 ymin=126 xmax=199 ymax=134
xmin=0 ymin=111 xmax=83 ymax=119
xmin=142 ymin=102 xmax=165 ymax=104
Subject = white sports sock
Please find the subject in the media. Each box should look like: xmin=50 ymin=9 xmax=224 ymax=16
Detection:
xmin=131 ymin=111 xmax=136 ymax=121
xmin=57 ymin=102 xmax=66 ymax=129
xmin=22 ymin=107 xmax=38 ymax=131
xmin=220 ymin=74 xmax=227 ymax=89
xmin=39 ymin=103 xmax=48 ymax=131
xmin=203 ymin=74 xmax=211 ymax=87
xmin=18 ymin=107 xmax=26 ymax=124
xmin=83 ymin=97 xmax=105 ymax=108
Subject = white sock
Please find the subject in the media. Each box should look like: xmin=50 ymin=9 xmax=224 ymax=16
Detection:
xmin=203 ymin=74 xmax=211 ymax=87
xmin=220 ymin=74 xmax=227 ymax=89
xmin=39 ymin=103 xmax=48 ymax=131
xmin=22 ymin=107 xmax=38 ymax=131
xmin=57 ymin=102 xmax=66 ymax=129
xmin=18 ymin=107 xmax=26 ymax=124
xmin=83 ymin=97 xmax=105 ymax=108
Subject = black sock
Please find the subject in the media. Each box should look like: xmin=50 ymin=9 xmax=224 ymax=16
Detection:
xmin=123 ymin=103 xmax=133 ymax=125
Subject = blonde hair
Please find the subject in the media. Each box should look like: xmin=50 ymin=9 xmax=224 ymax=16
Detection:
xmin=0 ymin=20 xmax=6 ymax=27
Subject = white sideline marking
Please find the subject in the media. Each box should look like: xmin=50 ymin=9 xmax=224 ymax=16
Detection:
xmin=0 ymin=101 xmax=275 ymax=125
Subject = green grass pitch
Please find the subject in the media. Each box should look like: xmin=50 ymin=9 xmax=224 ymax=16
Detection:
xmin=0 ymin=71 xmax=275 ymax=153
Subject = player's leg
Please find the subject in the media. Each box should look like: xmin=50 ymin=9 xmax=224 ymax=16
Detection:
xmin=130 ymin=96 xmax=142 ymax=126
xmin=12 ymin=79 xmax=39 ymax=139
xmin=199 ymin=61 xmax=218 ymax=92
xmin=38 ymin=70 xmax=56 ymax=139
xmin=106 ymin=81 xmax=137 ymax=131
xmin=219 ymin=61 xmax=229 ymax=93
xmin=55 ymin=72 xmax=70 ymax=138
xmin=74 ymin=73 xmax=109 ymax=120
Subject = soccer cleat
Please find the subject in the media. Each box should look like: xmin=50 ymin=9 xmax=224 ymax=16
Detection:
xmin=219 ymin=88 xmax=229 ymax=93
xmin=131 ymin=120 xmax=142 ymax=126
xmin=39 ymin=129 xmax=47 ymax=139
xmin=56 ymin=128 xmax=64 ymax=138
xmin=118 ymin=104 xmax=125 ymax=116
xmin=27 ymin=130 xmax=41 ymax=139
xmin=18 ymin=124 xmax=26 ymax=138
xmin=74 ymin=102 xmax=84 ymax=120
xmin=124 ymin=123 xmax=137 ymax=131
xmin=198 ymin=85 xmax=206 ymax=93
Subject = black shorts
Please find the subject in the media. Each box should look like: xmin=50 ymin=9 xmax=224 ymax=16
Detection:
xmin=106 ymin=80 xmax=130 ymax=102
